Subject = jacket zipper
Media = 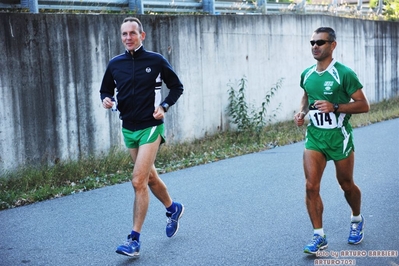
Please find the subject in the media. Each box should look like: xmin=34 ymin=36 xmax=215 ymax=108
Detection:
xmin=131 ymin=55 xmax=135 ymax=97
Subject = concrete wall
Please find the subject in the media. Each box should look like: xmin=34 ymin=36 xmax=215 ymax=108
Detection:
xmin=0 ymin=13 xmax=398 ymax=171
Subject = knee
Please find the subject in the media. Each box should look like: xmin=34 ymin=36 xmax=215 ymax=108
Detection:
xmin=305 ymin=181 xmax=320 ymax=197
xmin=147 ymin=172 xmax=157 ymax=187
xmin=339 ymin=180 xmax=355 ymax=192
xmin=131 ymin=173 xmax=148 ymax=191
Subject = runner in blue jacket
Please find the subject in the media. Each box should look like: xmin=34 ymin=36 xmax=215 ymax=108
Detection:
xmin=100 ymin=17 xmax=184 ymax=258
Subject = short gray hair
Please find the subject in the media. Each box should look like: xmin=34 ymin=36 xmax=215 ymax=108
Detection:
xmin=314 ymin=27 xmax=336 ymax=42
xmin=122 ymin=17 xmax=144 ymax=33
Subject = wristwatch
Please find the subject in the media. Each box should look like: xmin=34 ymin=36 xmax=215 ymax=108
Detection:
xmin=333 ymin=103 xmax=339 ymax=113
xmin=161 ymin=102 xmax=169 ymax=112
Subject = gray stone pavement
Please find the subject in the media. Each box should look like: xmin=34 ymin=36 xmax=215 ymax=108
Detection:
xmin=0 ymin=119 xmax=398 ymax=266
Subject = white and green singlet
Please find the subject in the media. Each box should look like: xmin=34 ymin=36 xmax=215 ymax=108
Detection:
xmin=300 ymin=59 xmax=363 ymax=130
xmin=300 ymin=59 xmax=363 ymax=161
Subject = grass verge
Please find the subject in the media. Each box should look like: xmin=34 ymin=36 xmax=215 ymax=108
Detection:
xmin=1 ymin=97 xmax=398 ymax=210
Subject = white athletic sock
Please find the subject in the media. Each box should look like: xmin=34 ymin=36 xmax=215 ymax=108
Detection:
xmin=314 ymin=228 xmax=325 ymax=236
xmin=351 ymin=214 xmax=362 ymax=223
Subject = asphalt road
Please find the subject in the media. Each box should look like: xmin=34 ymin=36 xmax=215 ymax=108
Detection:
xmin=1 ymin=119 xmax=398 ymax=266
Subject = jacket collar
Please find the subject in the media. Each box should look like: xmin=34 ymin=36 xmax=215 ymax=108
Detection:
xmin=125 ymin=45 xmax=144 ymax=58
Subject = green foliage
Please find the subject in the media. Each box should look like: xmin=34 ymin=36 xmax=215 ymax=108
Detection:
xmin=227 ymin=77 xmax=251 ymax=131
xmin=227 ymin=76 xmax=283 ymax=132
xmin=384 ymin=0 xmax=399 ymax=20
xmin=369 ymin=0 xmax=379 ymax=6
xmin=369 ymin=0 xmax=399 ymax=20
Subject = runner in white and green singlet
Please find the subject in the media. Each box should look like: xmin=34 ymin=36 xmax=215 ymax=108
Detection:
xmin=294 ymin=27 xmax=370 ymax=255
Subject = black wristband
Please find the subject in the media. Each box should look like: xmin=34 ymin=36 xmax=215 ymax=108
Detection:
xmin=161 ymin=102 xmax=169 ymax=112
xmin=333 ymin=103 xmax=339 ymax=113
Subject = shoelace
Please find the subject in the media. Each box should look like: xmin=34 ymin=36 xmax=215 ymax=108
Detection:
xmin=124 ymin=235 xmax=133 ymax=245
xmin=166 ymin=212 xmax=176 ymax=225
xmin=124 ymin=235 xmax=139 ymax=246
xmin=350 ymin=222 xmax=360 ymax=236
xmin=311 ymin=235 xmax=324 ymax=245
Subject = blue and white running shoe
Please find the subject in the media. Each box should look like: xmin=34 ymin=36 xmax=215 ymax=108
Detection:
xmin=304 ymin=234 xmax=328 ymax=254
xmin=116 ymin=234 xmax=140 ymax=257
xmin=348 ymin=215 xmax=365 ymax=244
xmin=166 ymin=202 xmax=184 ymax=237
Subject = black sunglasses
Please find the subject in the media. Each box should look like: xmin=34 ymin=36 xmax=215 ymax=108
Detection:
xmin=310 ymin=40 xmax=333 ymax=46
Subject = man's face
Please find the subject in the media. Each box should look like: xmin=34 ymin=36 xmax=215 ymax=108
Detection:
xmin=121 ymin=21 xmax=145 ymax=52
xmin=310 ymin=32 xmax=335 ymax=61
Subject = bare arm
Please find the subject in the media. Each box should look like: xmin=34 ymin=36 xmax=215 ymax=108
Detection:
xmin=294 ymin=91 xmax=309 ymax=126
xmin=314 ymin=88 xmax=370 ymax=114
xmin=335 ymin=89 xmax=370 ymax=114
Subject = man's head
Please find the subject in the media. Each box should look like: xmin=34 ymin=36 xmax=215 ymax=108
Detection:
xmin=121 ymin=17 xmax=146 ymax=53
xmin=310 ymin=27 xmax=337 ymax=62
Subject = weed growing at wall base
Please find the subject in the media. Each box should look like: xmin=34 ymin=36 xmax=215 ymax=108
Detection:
xmin=0 ymin=97 xmax=398 ymax=210
xmin=227 ymin=76 xmax=284 ymax=132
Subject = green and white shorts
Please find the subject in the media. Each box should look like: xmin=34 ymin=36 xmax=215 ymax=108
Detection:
xmin=122 ymin=124 xmax=165 ymax=149
xmin=305 ymin=124 xmax=354 ymax=161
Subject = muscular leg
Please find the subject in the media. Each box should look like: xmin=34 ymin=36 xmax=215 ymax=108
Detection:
xmin=148 ymin=164 xmax=173 ymax=208
xmin=334 ymin=152 xmax=361 ymax=216
xmin=303 ymin=149 xmax=327 ymax=229
xmin=129 ymin=136 xmax=162 ymax=233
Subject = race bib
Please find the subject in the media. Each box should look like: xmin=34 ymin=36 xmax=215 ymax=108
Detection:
xmin=308 ymin=110 xmax=338 ymax=129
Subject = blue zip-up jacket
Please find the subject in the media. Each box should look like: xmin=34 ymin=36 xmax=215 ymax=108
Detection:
xmin=100 ymin=46 xmax=183 ymax=131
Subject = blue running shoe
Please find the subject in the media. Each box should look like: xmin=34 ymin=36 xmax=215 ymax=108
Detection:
xmin=166 ymin=202 xmax=184 ymax=237
xmin=115 ymin=234 xmax=140 ymax=257
xmin=304 ymin=234 xmax=328 ymax=254
xmin=348 ymin=215 xmax=365 ymax=244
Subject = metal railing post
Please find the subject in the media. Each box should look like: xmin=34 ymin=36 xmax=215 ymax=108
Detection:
xmin=203 ymin=0 xmax=215 ymax=14
xmin=376 ymin=0 xmax=383 ymax=15
xmin=28 ymin=0 xmax=39 ymax=13
xmin=129 ymin=0 xmax=144 ymax=14
xmin=257 ymin=0 xmax=266 ymax=14
xmin=331 ymin=0 xmax=337 ymax=14
xmin=356 ymin=0 xmax=362 ymax=11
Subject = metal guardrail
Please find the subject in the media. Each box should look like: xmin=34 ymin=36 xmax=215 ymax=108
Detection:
xmin=143 ymin=0 xmax=203 ymax=13
xmin=0 ymin=0 xmax=376 ymax=15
